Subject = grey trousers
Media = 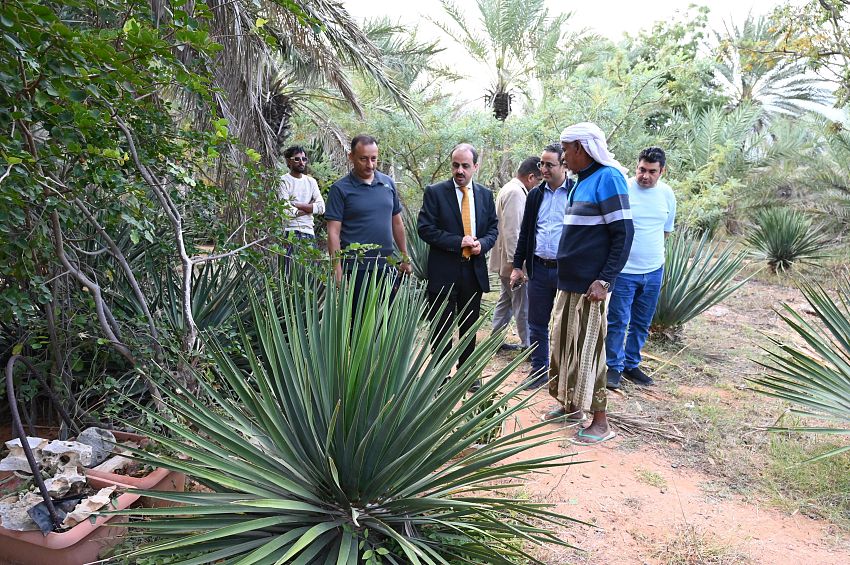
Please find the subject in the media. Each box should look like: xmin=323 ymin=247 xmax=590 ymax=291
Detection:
xmin=491 ymin=275 xmax=530 ymax=346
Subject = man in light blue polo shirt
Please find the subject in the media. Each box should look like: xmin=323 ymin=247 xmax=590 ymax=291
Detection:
xmin=606 ymin=147 xmax=676 ymax=389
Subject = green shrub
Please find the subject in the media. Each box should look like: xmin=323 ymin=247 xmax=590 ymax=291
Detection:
xmin=745 ymin=207 xmax=831 ymax=272
xmin=115 ymin=270 xmax=581 ymax=563
xmin=750 ymin=276 xmax=850 ymax=462
xmin=651 ymin=231 xmax=750 ymax=336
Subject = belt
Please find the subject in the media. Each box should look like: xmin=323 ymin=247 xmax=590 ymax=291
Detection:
xmin=533 ymin=255 xmax=558 ymax=268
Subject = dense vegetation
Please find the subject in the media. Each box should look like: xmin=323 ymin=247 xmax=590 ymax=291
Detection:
xmin=1 ymin=0 xmax=849 ymax=560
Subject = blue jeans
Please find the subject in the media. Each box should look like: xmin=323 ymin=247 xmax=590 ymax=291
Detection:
xmin=605 ymin=267 xmax=663 ymax=372
xmin=527 ymin=258 xmax=559 ymax=376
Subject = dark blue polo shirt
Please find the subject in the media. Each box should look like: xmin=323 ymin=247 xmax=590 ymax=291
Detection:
xmin=325 ymin=171 xmax=401 ymax=265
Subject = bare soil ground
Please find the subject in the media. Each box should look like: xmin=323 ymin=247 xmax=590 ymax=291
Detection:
xmin=484 ymin=278 xmax=850 ymax=564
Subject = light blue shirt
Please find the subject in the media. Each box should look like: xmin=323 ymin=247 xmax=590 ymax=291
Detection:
xmin=534 ymin=179 xmax=570 ymax=260
xmin=622 ymin=178 xmax=676 ymax=274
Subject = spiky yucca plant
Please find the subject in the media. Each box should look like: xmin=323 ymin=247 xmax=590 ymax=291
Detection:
xmin=113 ymin=269 xmax=581 ymax=564
xmin=400 ymin=207 xmax=429 ymax=281
xmin=745 ymin=207 xmax=831 ymax=273
xmin=651 ymin=231 xmax=751 ymax=336
xmin=750 ymin=277 xmax=850 ymax=461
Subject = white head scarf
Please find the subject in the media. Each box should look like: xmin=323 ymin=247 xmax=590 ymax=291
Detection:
xmin=560 ymin=122 xmax=628 ymax=180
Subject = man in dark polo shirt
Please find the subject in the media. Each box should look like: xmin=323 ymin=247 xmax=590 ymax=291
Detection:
xmin=325 ymin=134 xmax=412 ymax=297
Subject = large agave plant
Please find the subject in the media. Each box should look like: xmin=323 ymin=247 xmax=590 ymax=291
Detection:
xmin=745 ymin=207 xmax=831 ymax=272
xmin=400 ymin=207 xmax=429 ymax=281
xmin=651 ymin=231 xmax=751 ymax=335
xmin=113 ymin=269 xmax=581 ymax=563
xmin=750 ymin=277 xmax=850 ymax=461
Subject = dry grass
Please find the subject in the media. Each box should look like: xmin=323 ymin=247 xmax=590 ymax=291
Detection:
xmin=652 ymin=524 xmax=751 ymax=564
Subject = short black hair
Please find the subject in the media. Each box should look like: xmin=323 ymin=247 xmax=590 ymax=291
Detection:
xmin=283 ymin=145 xmax=306 ymax=159
xmin=350 ymin=134 xmax=378 ymax=152
xmin=451 ymin=143 xmax=479 ymax=164
xmin=543 ymin=143 xmax=563 ymax=160
xmin=517 ymin=156 xmax=541 ymax=177
xmin=638 ymin=146 xmax=666 ymax=168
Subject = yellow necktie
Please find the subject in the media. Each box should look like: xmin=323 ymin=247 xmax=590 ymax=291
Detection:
xmin=460 ymin=186 xmax=472 ymax=258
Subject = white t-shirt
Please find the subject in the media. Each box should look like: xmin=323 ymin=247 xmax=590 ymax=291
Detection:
xmin=278 ymin=173 xmax=325 ymax=235
xmin=622 ymin=178 xmax=676 ymax=274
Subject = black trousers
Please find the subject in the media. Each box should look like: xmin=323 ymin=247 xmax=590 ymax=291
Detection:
xmin=427 ymin=262 xmax=483 ymax=368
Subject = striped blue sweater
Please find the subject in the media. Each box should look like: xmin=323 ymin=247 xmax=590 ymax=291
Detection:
xmin=556 ymin=162 xmax=635 ymax=293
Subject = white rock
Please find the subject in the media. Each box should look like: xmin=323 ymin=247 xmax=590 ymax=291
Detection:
xmin=0 ymin=437 xmax=48 ymax=472
xmin=0 ymin=492 xmax=43 ymax=531
xmin=41 ymin=440 xmax=94 ymax=467
xmin=62 ymin=486 xmax=116 ymax=528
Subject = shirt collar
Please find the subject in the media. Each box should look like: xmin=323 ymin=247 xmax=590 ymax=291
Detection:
xmin=350 ymin=171 xmax=385 ymax=187
xmin=543 ymin=177 xmax=569 ymax=192
xmin=575 ymin=160 xmax=603 ymax=181
xmin=454 ymin=180 xmax=474 ymax=191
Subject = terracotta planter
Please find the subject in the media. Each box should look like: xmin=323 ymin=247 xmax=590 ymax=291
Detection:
xmin=0 ymin=477 xmax=140 ymax=565
xmin=86 ymin=430 xmax=186 ymax=507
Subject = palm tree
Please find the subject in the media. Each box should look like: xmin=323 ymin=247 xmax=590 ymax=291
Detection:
xmin=431 ymin=0 xmax=576 ymax=120
xmin=198 ymin=0 xmax=419 ymax=165
xmin=714 ymin=14 xmax=832 ymax=125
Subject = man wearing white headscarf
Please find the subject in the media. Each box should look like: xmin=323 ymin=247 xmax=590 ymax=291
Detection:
xmin=544 ymin=122 xmax=634 ymax=445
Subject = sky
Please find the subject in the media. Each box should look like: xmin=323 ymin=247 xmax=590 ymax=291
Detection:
xmin=343 ymin=0 xmax=787 ymax=41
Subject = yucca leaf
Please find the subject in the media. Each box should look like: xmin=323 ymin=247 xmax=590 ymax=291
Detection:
xmin=745 ymin=207 xmax=831 ymax=272
xmin=117 ymin=265 xmax=581 ymax=562
xmin=652 ymin=230 xmax=751 ymax=333
xmin=750 ymin=276 xmax=850 ymax=462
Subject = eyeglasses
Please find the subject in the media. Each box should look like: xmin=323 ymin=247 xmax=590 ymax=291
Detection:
xmin=289 ymin=156 xmax=308 ymax=163
xmin=537 ymin=161 xmax=559 ymax=169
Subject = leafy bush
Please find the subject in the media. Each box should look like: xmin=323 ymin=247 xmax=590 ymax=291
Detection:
xmin=750 ymin=277 xmax=850 ymax=461
xmin=745 ymin=207 xmax=831 ymax=272
xmin=116 ymin=270 xmax=580 ymax=563
xmin=651 ymin=231 xmax=750 ymax=336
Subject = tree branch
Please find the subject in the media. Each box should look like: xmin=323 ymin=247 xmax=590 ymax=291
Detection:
xmin=70 ymin=195 xmax=162 ymax=356
xmin=50 ymin=211 xmax=134 ymax=363
xmin=113 ymin=114 xmax=199 ymax=354
xmin=191 ymin=236 xmax=268 ymax=265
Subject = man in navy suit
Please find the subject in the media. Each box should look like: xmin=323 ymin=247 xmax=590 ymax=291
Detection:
xmin=418 ymin=143 xmax=498 ymax=391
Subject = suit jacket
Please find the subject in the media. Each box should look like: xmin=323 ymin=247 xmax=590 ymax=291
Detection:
xmin=418 ymin=179 xmax=498 ymax=293
xmin=488 ymin=178 xmax=528 ymax=278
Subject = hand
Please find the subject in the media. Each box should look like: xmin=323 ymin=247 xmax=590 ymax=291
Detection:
xmin=461 ymin=235 xmax=476 ymax=249
xmin=509 ymin=268 xmax=526 ymax=287
xmin=334 ymin=263 xmax=343 ymax=284
xmin=469 ymin=240 xmax=482 ymax=255
xmin=398 ymin=261 xmax=413 ymax=275
xmin=585 ymin=280 xmax=608 ymax=302
xmin=293 ymin=202 xmax=312 ymax=215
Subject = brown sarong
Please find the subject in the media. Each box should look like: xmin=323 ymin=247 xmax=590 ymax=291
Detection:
xmin=549 ymin=291 xmax=609 ymax=413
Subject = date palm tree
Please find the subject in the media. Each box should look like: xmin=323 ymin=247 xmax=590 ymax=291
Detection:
xmin=714 ymin=14 xmax=832 ymax=126
xmin=431 ymin=0 xmax=576 ymax=120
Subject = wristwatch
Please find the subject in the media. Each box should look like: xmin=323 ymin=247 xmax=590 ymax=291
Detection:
xmin=597 ymin=280 xmax=610 ymax=290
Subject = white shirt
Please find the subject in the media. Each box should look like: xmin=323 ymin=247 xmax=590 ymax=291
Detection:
xmin=622 ymin=177 xmax=676 ymax=274
xmin=278 ymin=173 xmax=325 ymax=235
xmin=453 ymin=182 xmax=477 ymax=236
